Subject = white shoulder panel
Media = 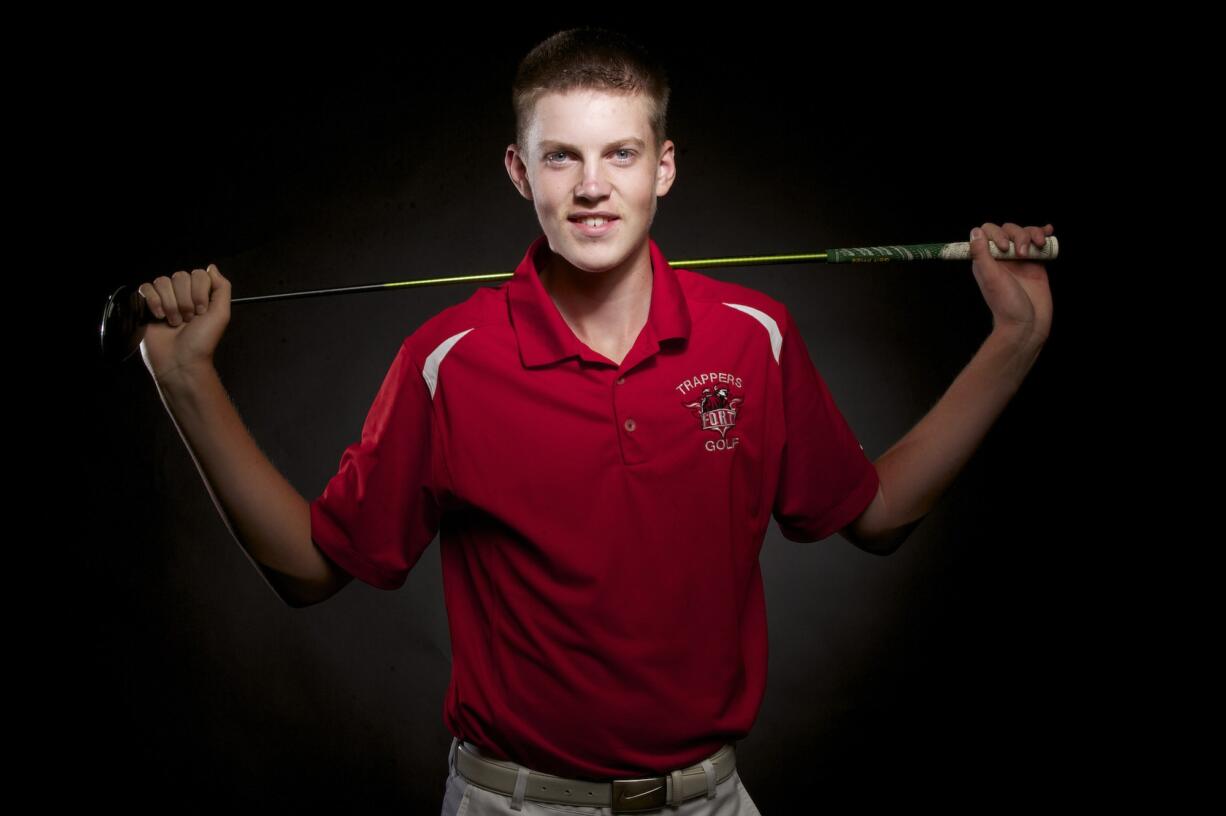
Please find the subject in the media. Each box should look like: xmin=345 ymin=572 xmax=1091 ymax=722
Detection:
xmin=421 ymin=328 xmax=475 ymax=399
xmin=720 ymin=303 xmax=782 ymax=365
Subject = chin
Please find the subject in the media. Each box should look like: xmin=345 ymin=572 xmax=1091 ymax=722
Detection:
xmin=577 ymin=244 xmax=633 ymax=269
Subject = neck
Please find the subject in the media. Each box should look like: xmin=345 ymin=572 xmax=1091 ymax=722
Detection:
xmin=539 ymin=241 xmax=653 ymax=360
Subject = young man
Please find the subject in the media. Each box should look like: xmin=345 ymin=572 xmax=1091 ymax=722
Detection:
xmin=138 ymin=26 xmax=1053 ymax=816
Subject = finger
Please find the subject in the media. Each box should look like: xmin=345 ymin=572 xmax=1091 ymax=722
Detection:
xmin=137 ymin=282 xmax=166 ymax=320
xmin=171 ymin=270 xmax=195 ymax=322
xmin=152 ymin=276 xmax=181 ymax=326
xmin=1027 ymin=224 xmax=1047 ymax=247
xmin=1002 ymin=222 xmax=1029 ymax=257
xmin=191 ymin=268 xmax=210 ymax=315
xmin=983 ymin=222 xmax=1010 ymax=255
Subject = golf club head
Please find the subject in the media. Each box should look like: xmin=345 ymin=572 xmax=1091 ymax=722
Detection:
xmin=99 ymin=283 xmax=151 ymax=366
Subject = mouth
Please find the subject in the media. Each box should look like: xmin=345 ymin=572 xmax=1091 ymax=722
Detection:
xmin=568 ymin=215 xmax=619 ymax=237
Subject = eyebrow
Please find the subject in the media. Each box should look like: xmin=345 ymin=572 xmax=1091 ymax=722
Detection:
xmin=538 ymin=137 xmax=646 ymax=152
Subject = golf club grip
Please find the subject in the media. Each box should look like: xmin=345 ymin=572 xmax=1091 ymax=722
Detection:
xmin=826 ymin=236 xmax=1058 ymax=263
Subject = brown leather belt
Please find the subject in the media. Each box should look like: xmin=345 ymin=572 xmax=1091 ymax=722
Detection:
xmin=454 ymin=740 xmax=737 ymax=813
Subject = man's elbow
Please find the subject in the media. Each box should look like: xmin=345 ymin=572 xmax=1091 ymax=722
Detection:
xmin=842 ymin=517 xmax=922 ymax=556
xmin=840 ymin=482 xmax=925 ymax=556
xmin=260 ymin=560 xmax=353 ymax=608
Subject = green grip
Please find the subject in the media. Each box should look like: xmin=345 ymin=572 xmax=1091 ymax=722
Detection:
xmin=828 ymin=237 xmax=1058 ymax=264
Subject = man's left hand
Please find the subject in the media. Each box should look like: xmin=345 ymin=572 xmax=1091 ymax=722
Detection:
xmin=969 ymin=221 xmax=1054 ymax=347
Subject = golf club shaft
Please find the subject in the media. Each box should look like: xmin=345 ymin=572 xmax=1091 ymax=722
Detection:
xmin=229 ymin=237 xmax=1057 ymax=304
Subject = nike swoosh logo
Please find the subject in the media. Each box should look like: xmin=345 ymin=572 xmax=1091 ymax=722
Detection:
xmin=619 ymin=785 xmax=663 ymax=801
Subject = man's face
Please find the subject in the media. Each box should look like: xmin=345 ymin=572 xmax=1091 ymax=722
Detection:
xmin=506 ymin=89 xmax=676 ymax=275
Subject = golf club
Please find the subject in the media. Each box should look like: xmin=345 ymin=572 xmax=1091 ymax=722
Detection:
xmin=100 ymin=235 xmax=1058 ymax=366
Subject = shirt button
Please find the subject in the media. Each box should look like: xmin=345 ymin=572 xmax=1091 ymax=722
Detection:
xmin=616 ymin=376 xmax=626 ymax=385
xmin=624 ymin=418 xmax=636 ymax=432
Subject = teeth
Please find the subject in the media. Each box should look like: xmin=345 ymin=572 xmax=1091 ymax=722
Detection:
xmin=577 ymin=217 xmax=609 ymax=227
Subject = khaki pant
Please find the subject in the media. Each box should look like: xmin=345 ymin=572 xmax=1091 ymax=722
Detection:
xmin=440 ymin=736 xmax=764 ymax=815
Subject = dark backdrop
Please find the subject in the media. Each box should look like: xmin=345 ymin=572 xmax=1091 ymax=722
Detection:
xmin=71 ymin=22 xmax=1100 ymax=813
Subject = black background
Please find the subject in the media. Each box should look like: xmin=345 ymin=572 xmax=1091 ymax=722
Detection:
xmin=62 ymin=19 xmax=1111 ymax=813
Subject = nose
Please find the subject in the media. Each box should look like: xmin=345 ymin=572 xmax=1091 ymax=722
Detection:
xmin=574 ymin=165 xmax=610 ymax=200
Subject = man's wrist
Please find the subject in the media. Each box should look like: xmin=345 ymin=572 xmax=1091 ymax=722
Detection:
xmin=991 ymin=320 xmax=1046 ymax=353
xmin=155 ymin=358 xmax=218 ymax=397
xmin=983 ymin=327 xmax=1045 ymax=389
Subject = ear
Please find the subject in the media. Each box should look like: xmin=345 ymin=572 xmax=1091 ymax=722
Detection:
xmin=505 ymin=144 xmax=534 ymax=201
xmin=654 ymin=139 xmax=677 ymax=198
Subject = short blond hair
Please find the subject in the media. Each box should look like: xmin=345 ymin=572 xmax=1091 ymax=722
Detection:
xmin=511 ymin=27 xmax=671 ymax=158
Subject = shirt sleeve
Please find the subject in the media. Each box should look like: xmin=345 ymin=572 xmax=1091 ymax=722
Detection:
xmin=309 ymin=338 xmax=441 ymax=590
xmin=772 ymin=306 xmax=880 ymax=542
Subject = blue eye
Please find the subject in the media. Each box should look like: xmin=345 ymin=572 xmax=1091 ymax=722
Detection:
xmin=545 ymin=149 xmax=635 ymax=165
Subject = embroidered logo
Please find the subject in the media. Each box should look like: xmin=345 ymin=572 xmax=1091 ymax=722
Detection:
xmin=682 ymin=386 xmax=743 ymax=452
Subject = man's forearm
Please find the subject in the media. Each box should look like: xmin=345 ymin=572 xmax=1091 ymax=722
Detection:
xmin=155 ymin=364 xmax=340 ymax=605
xmin=874 ymin=328 xmax=1045 ymax=531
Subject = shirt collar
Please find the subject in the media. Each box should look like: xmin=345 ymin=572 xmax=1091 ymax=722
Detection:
xmin=508 ymin=233 xmax=692 ymax=368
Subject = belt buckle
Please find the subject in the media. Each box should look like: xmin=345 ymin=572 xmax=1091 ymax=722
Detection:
xmin=610 ymin=775 xmax=668 ymax=813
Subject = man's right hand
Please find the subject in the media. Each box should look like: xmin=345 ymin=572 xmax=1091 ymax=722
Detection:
xmin=138 ymin=263 xmax=231 ymax=387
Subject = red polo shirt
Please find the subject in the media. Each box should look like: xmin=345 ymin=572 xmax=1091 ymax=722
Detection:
xmin=310 ymin=232 xmax=879 ymax=779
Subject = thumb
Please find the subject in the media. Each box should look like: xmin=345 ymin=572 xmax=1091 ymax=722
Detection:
xmin=968 ymin=227 xmax=987 ymax=257
xmin=969 ymin=227 xmax=989 ymax=284
xmin=207 ymin=263 xmax=232 ymax=313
